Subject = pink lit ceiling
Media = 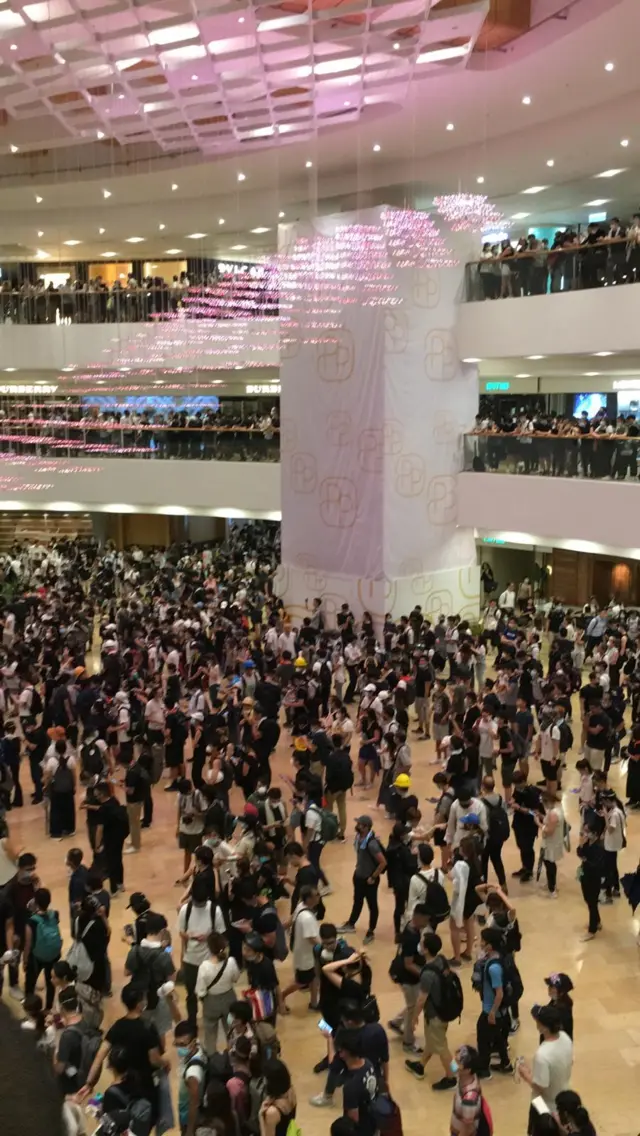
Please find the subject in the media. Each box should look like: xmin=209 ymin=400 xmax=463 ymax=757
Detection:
xmin=0 ymin=0 xmax=490 ymax=155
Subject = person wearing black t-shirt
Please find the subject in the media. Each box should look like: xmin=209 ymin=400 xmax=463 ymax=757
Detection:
xmin=584 ymin=700 xmax=609 ymax=773
xmin=511 ymin=771 xmax=542 ymax=882
xmin=577 ymin=827 xmax=606 ymax=939
xmin=388 ymin=903 xmax=430 ymax=1048
xmin=334 ymin=1029 xmax=379 ymax=1136
xmin=123 ymin=752 xmax=149 ymax=852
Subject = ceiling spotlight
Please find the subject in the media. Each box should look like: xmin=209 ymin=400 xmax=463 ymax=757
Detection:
xmin=344 ymin=100 xmax=351 ymax=107
xmin=238 ymin=15 xmax=245 ymax=21
xmin=101 ymin=251 xmax=118 ymax=257
xmin=393 ymin=41 xmax=400 ymax=49
xmin=96 ymin=130 xmax=105 ymax=139
xmin=546 ymin=159 xmax=555 ymax=167
xmin=476 ymin=176 xmax=485 ymax=184
xmin=527 ymin=355 xmax=545 ymax=360
xmin=125 ymin=236 xmax=145 ymax=243
xmin=118 ymin=93 xmax=125 ymax=99
xmin=218 ymin=218 xmax=225 ymax=225
xmin=621 ymin=138 xmax=630 ymax=147
xmin=584 ymin=198 xmax=610 ymax=206
xmin=63 ymin=240 xmax=81 ymax=246
xmin=10 ymin=43 xmax=17 ymax=50
xmin=230 ymin=244 xmax=247 ymax=250
xmin=462 ymin=357 xmax=481 ymax=363
xmin=191 ymin=74 xmax=198 ymax=80
xmin=102 ymin=188 xmax=111 ymax=198
xmin=521 ymin=185 xmax=548 ymax=194
xmin=35 ymin=195 xmax=42 ymax=203
xmin=171 ymin=183 xmax=178 ymax=191
xmin=583 ymin=372 xmax=601 ymax=377
xmin=446 ymin=122 xmax=454 ymax=131
xmin=521 ymin=95 xmax=532 ymax=105
xmin=37 ymin=230 xmax=43 ymax=237
xmin=515 ymin=373 xmax=531 ymax=379
xmin=604 ymin=61 xmax=615 ymax=71
xmin=373 ymin=143 xmax=381 ymax=152
xmin=593 ymin=351 xmax=615 ymax=356
xmin=511 ymin=212 xmax=531 ymax=220
xmin=165 ymin=248 xmax=183 ymax=254
xmin=305 ymin=160 xmax=313 ymax=168
xmin=99 ymin=227 xmax=105 ymax=234
xmin=251 ymin=227 xmax=271 ymax=234
xmin=186 ymin=232 xmax=207 ymax=239
xmin=237 ymin=172 xmax=246 ymax=181
xmin=279 ymin=211 xmax=285 ymax=218
xmin=9 ymin=145 xmax=18 ymax=153
xmin=159 ymin=223 xmax=165 ymax=230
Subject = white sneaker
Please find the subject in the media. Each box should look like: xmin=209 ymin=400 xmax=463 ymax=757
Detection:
xmin=548 ymin=891 xmax=559 ymax=899
xmin=9 ymin=985 xmax=23 ymax=1001
xmin=124 ymin=846 xmax=139 ymax=854
xmin=310 ymin=1094 xmax=335 ymax=1108
xmin=319 ymin=885 xmax=333 ymax=897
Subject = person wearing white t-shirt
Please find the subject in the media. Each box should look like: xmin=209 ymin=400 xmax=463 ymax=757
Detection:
xmin=602 ymin=793 xmax=625 ymax=900
xmin=178 ymin=877 xmax=226 ymax=1026
xmin=537 ymin=719 xmax=561 ymax=795
xmin=519 ymin=1004 xmax=573 ymax=1112
xmin=278 ymin=629 xmax=297 ymax=657
xmin=281 ymin=886 xmax=320 ymax=1008
xmin=304 ymin=799 xmax=330 ymax=891
xmin=196 ymin=935 xmax=240 ymax=1053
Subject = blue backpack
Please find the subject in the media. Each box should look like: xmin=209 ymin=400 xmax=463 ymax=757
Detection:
xmin=32 ymin=911 xmax=63 ymax=963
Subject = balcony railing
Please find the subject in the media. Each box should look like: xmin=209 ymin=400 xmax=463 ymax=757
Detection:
xmin=0 ymin=420 xmax=279 ymax=461
xmin=0 ymin=285 xmax=279 ymax=325
xmin=464 ymin=237 xmax=640 ymax=301
xmin=463 ymin=432 xmax=640 ymax=478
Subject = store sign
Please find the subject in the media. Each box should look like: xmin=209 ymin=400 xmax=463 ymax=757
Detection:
xmin=218 ymin=262 xmax=265 ymax=278
xmin=245 ymin=383 xmax=281 ymax=395
xmin=0 ymin=383 xmax=58 ymax=394
xmin=485 ymin=381 xmax=510 ymax=391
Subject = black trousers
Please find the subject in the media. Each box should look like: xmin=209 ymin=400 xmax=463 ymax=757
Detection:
xmin=514 ymin=827 xmax=536 ymax=875
xmin=482 ymin=840 xmax=507 ymax=888
xmin=604 ymin=849 xmax=619 ymax=896
xmin=348 ymin=877 xmax=380 ymax=933
xmin=543 ymin=860 xmax=557 ymax=892
xmin=581 ymin=876 xmax=601 ymax=934
xmin=476 ymin=1009 xmax=510 ymax=1073
xmin=392 ymin=886 xmax=409 ymax=936
xmin=104 ymin=839 xmax=125 ymax=894
xmin=143 ymin=781 xmax=153 ymax=827
xmin=25 ymin=954 xmax=58 ymax=1010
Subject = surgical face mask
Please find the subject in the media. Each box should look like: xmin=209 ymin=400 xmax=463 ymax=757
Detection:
xmin=177 ymin=1046 xmax=191 ymax=1059
xmin=256 ymin=786 xmax=267 ymax=796
xmin=450 ymin=1060 xmax=459 ymax=1075
xmin=320 ymin=948 xmax=334 ymax=962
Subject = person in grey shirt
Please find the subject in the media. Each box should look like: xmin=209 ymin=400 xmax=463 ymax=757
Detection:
xmin=337 ymin=816 xmax=387 ymax=946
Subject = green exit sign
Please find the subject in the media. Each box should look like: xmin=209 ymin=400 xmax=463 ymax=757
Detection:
xmin=483 ymin=537 xmax=505 ymax=544
xmin=485 ymin=381 xmax=510 ymax=392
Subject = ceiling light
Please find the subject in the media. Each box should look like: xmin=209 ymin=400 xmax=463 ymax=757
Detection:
xmin=238 ymin=15 xmax=245 ymax=22
xmin=96 ymin=130 xmax=105 ymax=139
xmin=521 ymin=95 xmax=531 ymax=105
xmin=63 ymin=240 xmax=81 ymax=246
xmin=34 ymin=249 xmax=50 ymax=259
xmin=584 ymin=198 xmax=610 ymax=206
xmin=237 ymin=172 xmax=246 ymax=182
xmin=462 ymin=357 xmax=481 ymax=363
xmin=186 ymin=232 xmax=207 ymax=239
xmin=102 ymin=189 xmax=111 ymax=198
xmin=172 ymin=183 xmax=178 ymax=191
xmin=37 ymin=230 xmax=43 ymax=237
xmin=305 ymin=160 xmax=313 ymax=168
xmin=279 ymin=211 xmax=285 ymax=218
xmin=118 ymin=93 xmax=125 ymax=99
xmin=417 ymin=43 xmax=470 ymax=63
xmin=10 ymin=43 xmax=17 ymax=50
xmin=521 ymin=185 xmax=548 ymax=194
xmin=604 ymin=61 xmax=614 ymax=71
xmin=515 ymin=373 xmax=531 ymax=379
xmin=621 ymin=138 xmax=630 ymax=147
xmin=99 ymin=227 xmax=105 ymax=234
xmin=35 ymin=194 xmax=42 ymax=203
xmin=595 ymin=168 xmax=626 ymax=177
xmin=393 ymin=41 xmax=400 ymax=49
xmin=158 ymin=223 xmax=165 ymax=230
xmin=165 ymin=249 xmax=183 ymax=254
xmin=583 ymin=372 xmax=601 ymax=376
xmin=125 ymin=236 xmax=145 ymax=243
xmin=9 ymin=144 xmax=18 ymax=153
xmin=546 ymin=159 xmax=555 ymax=167
xmin=593 ymin=351 xmax=614 ymax=356
xmin=344 ymin=100 xmax=351 ymax=107
xmin=446 ymin=122 xmax=454 ymax=131
xmin=191 ymin=73 xmax=198 ymax=80
xmin=511 ymin=212 xmax=531 ymax=219
xmin=476 ymin=176 xmax=484 ymax=184
xmin=527 ymin=355 xmax=545 ymax=360
xmin=218 ymin=218 xmax=225 ymax=225
xmin=372 ymin=143 xmax=381 ymax=153
xmin=230 ymin=244 xmax=247 ymax=250
xmin=101 ymin=251 xmax=118 ymax=257
xmin=4 ymin=368 xmax=16 ymax=372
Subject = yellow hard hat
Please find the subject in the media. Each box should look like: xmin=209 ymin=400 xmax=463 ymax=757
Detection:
xmin=394 ymin=773 xmax=411 ymax=789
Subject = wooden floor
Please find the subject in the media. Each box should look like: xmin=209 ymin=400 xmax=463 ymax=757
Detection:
xmin=6 ymin=722 xmax=640 ymax=1136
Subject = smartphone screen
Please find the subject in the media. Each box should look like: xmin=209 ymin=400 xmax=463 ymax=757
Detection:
xmin=318 ymin=1018 xmax=333 ymax=1035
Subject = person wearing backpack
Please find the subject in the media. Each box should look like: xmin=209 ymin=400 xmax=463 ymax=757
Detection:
xmin=324 ymin=732 xmax=354 ymax=841
xmin=474 ymin=927 xmax=513 ymax=1078
xmin=337 ymin=815 xmax=387 ymax=946
xmin=178 ymin=875 xmax=227 ymax=1028
xmin=405 ymin=931 xmax=460 ymax=1090
xmin=45 ymin=742 xmax=77 ymax=839
xmin=405 ymin=842 xmax=450 ymax=929
xmin=388 ymin=902 xmax=431 ymax=1051
xmin=174 ymin=1017 xmax=208 ymax=1136
xmin=101 ymin=1045 xmax=153 ymax=1136
xmin=480 ymin=775 xmax=509 ymax=890
xmin=54 ymin=988 xmax=103 ymax=1097
xmin=94 ymin=780 xmax=130 ymax=896
xmin=23 ymin=887 xmax=62 ymax=1009
xmin=304 ymin=790 xmax=331 ymax=893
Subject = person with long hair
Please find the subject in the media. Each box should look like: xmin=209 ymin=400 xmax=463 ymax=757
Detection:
xmin=555 ymin=1091 xmax=597 ymax=1136
xmin=449 ymin=835 xmax=483 ymax=966
xmin=259 ymin=1058 xmax=297 ymax=1136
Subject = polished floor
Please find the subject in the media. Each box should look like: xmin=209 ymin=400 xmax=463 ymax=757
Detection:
xmin=5 ymin=716 xmax=640 ymax=1136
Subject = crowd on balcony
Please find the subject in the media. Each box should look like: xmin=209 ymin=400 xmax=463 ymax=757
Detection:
xmin=467 ymin=405 xmax=640 ymax=478
xmin=471 ymin=212 xmax=640 ymax=299
xmin=0 ymin=269 xmax=278 ymax=325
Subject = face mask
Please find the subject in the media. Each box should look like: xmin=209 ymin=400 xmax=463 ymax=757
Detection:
xmin=320 ymin=948 xmax=334 ymax=962
xmin=177 ymin=1046 xmax=191 ymax=1059
xmin=450 ymin=1060 xmax=459 ymax=1075
xmin=257 ymin=787 xmax=267 ymax=796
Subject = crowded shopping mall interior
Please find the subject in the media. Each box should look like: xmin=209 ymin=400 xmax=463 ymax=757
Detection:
xmin=2 ymin=2 xmax=640 ymax=1136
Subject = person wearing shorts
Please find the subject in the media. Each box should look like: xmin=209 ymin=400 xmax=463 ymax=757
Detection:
xmin=281 ymin=886 xmax=320 ymax=1009
xmin=404 ymin=932 xmax=455 ymax=1090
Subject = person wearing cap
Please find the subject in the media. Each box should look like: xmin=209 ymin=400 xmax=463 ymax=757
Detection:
xmin=543 ymin=973 xmax=574 ymax=1039
xmin=445 ymin=790 xmax=488 ymax=852
xmin=337 ymin=816 xmax=387 ymax=945
xmin=518 ymin=1004 xmax=573 ymax=1121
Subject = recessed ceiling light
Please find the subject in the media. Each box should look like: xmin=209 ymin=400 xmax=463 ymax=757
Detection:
xmin=230 ymin=244 xmax=247 ymax=250
xmin=96 ymin=130 xmax=105 ymax=139
xmin=621 ymin=138 xmax=630 ymax=147
xmin=305 ymin=160 xmax=313 ymax=168
xmin=186 ymin=232 xmax=207 ymax=239
xmin=344 ymin=100 xmax=351 ymax=107
xmin=9 ymin=145 xmax=18 ymax=153
xmin=372 ymin=143 xmax=381 ymax=153
xmin=118 ymin=93 xmax=125 ymax=99
xmin=35 ymin=194 xmax=42 ymax=203
xmin=165 ymin=249 xmax=183 ymax=254
xmin=584 ymin=198 xmax=610 ymax=206
xmin=125 ymin=236 xmax=145 ymax=243
xmin=511 ymin=212 xmax=531 ymax=220
xmin=476 ymin=176 xmax=484 ymax=184
xmin=521 ymin=95 xmax=531 ymax=105
xmin=546 ymin=159 xmax=555 ymax=167
xmin=593 ymin=351 xmax=614 ymax=356
xmin=10 ymin=44 xmax=17 ymax=50
xmin=158 ymin=223 xmax=165 ymax=230
xmin=101 ymin=251 xmax=118 ymax=257
xmin=521 ymin=185 xmax=548 ymax=194
xmin=35 ymin=249 xmax=50 ymax=259
xmin=279 ymin=211 xmax=285 ymax=218
xmin=218 ymin=218 xmax=225 ymax=225
xmin=393 ymin=41 xmax=400 ymax=49
xmin=595 ymin=168 xmax=626 ymax=178
xmin=63 ymin=239 xmax=81 ymax=246
xmin=99 ymin=227 xmax=105 ymax=234
xmin=584 ymin=372 xmax=602 ymax=377
xmin=191 ymin=74 xmax=198 ymax=80
xmin=238 ymin=15 xmax=245 ymax=22
xmin=446 ymin=122 xmax=455 ymax=131
xmin=515 ymin=373 xmax=531 ymax=379
xmin=37 ymin=230 xmax=43 ymax=237
xmin=102 ymin=189 xmax=111 ymax=198
xmin=604 ymin=61 xmax=614 ymax=71
xmin=172 ymin=183 xmax=178 ymax=191
xmin=251 ymin=227 xmax=271 ymax=234
xmin=527 ymin=355 xmax=545 ymax=360
xmin=237 ymin=172 xmax=246 ymax=181
xmin=462 ymin=357 xmax=481 ymax=363
xmin=4 ymin=368 xmax=16 ymax=372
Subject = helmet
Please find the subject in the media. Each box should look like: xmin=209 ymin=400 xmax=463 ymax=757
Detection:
xmin=394 ymin=773 xmax=411 ymax=789
xmin=294 ymin=656 xmax=307 ymax=669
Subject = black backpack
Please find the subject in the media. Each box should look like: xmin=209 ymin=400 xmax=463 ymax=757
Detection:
xmin=424 ymin=961 xmax=464 ymax=1022
xmin=319 ymin=661 xmax=332 ymax=690
xmin=558 ymin=721 xmax=574 ymax=753
xmin=81 ymin=742 xmax=104 ymax=778
xmin=30 ymin=687 xmax=43 ymax=716
xmin=52 ymin=761 xmax=74 ymax=795
xmin=416 ymin=873 xmax=450 ymax=923
xmin=484 ymin=797 xmax=510 ymax=843
xmin=126 ymin=945 xmax=168 ymax=1011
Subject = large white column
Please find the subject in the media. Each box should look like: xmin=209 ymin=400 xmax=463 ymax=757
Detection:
xmin=274 ymin=208 xmax=480 ymax=626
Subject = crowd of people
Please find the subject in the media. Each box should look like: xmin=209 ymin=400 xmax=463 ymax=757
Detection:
xmin=468 ymin=404 xmax=640 ymax=478
xmin=469 ymin=213 xmax=640 ymax=299
xmin=0 ymin=532 xmax=635 ymax=1136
